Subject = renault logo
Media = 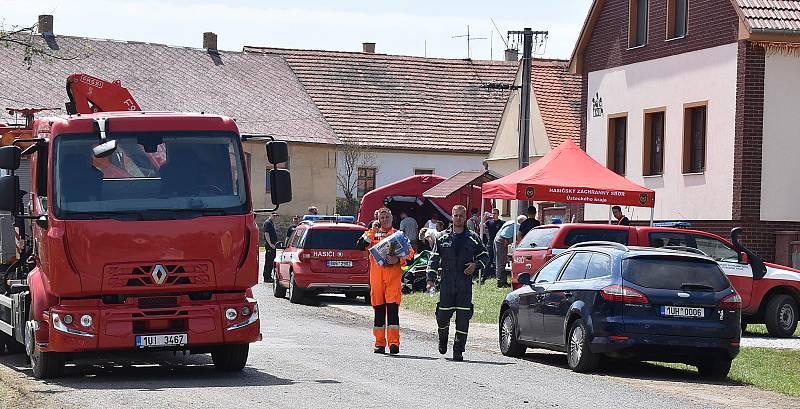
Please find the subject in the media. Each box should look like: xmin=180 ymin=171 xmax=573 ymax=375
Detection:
xmin=151 ymin=264 xmax=168 ymax=285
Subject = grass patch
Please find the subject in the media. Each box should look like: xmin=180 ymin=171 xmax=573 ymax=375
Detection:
xmin=402 ymin=284 xmax=511 ymax=324
xmin=653 ymin=347 xmax=800 ymax=397
xmin=744 ymin=323 xmax=800 ymax=337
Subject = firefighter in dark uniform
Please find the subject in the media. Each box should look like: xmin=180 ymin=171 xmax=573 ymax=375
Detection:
xmin=426 ymin=205 xmax=490 ymax=361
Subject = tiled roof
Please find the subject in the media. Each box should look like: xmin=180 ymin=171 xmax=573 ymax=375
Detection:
xmin=530 ymin=59 xmax=583 ymax=148
xmin=244 ymin=46 xmax=519 ymax=153
xmin=0 ymin=35 xmax=338 ymax=145
xmin=735 ymin=0 xmax=800 ymax=32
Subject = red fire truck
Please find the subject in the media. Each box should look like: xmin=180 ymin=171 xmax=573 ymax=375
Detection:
xmin=0 ymin=74 xmax=292 ymax=378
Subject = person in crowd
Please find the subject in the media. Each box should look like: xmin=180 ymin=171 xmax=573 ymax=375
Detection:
xmin=262 ymin=213 xmax=279 ymax=283
xmin=518 ymin=205 xmax=540 ymax=239
xmin=466 ymin=208 xmax=480 ymax=232
xmin=361 ymin=208 xmax=414 ymax=355
xmin=307 ymin=206 xmax=319 ymax=215
xmin=612 ymin=205 xmax=631 ymax=226
xmin=286 ymin=215 xmax=300 ymax=241
xmin=399 ymin=211 xmax=420 ymax=252
xmin=371 ymin=209 xmax=381 ymax=229
xmin=426 ymin=205 xmax=490 ymax=361
xmin=493 ymin=216 xmax=523 ymax=287
xmin=483 ymin=208 xmax=503 ymax=282
xmin=425 ymin=213 xmax=440 ymax=230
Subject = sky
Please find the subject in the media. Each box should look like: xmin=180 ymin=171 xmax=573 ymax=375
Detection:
xmin=1 ymin=0 xmax=593 ymax=60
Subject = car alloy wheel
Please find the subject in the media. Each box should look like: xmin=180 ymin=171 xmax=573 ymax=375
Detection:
xmin=501 ymin=314 xmax=514 ymax=352
xmin=568 ymin=325 xmax=585 ymax=368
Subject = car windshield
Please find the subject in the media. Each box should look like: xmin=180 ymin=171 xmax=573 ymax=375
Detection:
xmin=53 ymin=131 xmax=248 ymax=219
xmin=564 ymin=229 xmax=629 ymax=246
xmin=622 ymin=257 xmax=730 ymax=292
xmin=302 ymin=229 xmax=366 ymax=250
xmin=519 ymin=227 xmax=557 ymax=249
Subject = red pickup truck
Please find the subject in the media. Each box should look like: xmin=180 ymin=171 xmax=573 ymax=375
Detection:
xmin=511 ymin=223 xmax=800 ymax=338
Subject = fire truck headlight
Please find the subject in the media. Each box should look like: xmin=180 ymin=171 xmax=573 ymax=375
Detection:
xmin=225 ymin=308 xmax=238 ymax=321
xmin=80 ymin=314 xmax=93 ymax=328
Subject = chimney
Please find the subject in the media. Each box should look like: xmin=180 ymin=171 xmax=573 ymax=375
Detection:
xmin=362 ymin=42 xmax=376 ymax=54
xmin=203 ymin=32 xmax=218 ymax=51
xmin=38 ymin=15 xmax=54 ymax=35
xmin=504 ymin=48 xmax=519 ymax=62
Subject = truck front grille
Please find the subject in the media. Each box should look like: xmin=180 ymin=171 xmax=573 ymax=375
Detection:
xmin=105 ymin=261 xmax=212 ymax=290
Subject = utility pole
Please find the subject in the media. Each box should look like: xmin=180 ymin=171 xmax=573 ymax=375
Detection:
xmin=509 ymin=28 xmax=548 ymax=215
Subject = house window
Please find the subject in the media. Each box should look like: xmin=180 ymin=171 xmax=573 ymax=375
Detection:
xmin=265 ymin=161 xmax=288 ymax=195
xmin=629 ymin=0 xmax=649 ymax=47
xmin=643 ymin=110 xmax=665 ymax=176
xmin=667 ymin=0 xmax=688 ymax=39
xmin=607 ymin=115 xmax=627 ymax=175
xmin=414 ymin=168 xmax=434 ymax=175
xmin=683 ymin=104 xmax=706 ymax=173
xmin=357 ymin=167 xmax=376 ymax=197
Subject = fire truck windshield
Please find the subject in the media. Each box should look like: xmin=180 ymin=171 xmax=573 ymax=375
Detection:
xmin=53 ymin=131 xmax=249 ymax=219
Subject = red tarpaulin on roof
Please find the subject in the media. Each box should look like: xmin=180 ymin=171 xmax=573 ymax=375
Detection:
xmin=482 ymin=140 xmax=655 ymax=208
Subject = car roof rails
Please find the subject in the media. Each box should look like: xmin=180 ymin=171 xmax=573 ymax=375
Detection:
xmin=661 ymin=246 xmax=709 ymax=257
xmin=568 ymin=241 xmax=629 ymax=251
xmin=652 ymin=221 xmax=692 ymax=228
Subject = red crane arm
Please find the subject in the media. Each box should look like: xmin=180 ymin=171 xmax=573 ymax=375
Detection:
xmin=65 ymin=73 xmax=141 ymax=115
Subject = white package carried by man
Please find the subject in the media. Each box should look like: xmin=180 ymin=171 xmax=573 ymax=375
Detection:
xmin=369 ymin=230 xmax=411 ymax=266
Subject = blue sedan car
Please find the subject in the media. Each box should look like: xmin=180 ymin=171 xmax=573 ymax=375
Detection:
xmin=499 ymin=242 xmax=741 ymax=378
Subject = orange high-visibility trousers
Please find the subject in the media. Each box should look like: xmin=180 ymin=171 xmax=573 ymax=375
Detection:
xmin=365 ymin=227 xmax=411 ymax=347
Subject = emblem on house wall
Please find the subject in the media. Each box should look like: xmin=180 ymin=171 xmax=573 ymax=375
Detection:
xmin=592 ymin=93 xmax=604 ymax=118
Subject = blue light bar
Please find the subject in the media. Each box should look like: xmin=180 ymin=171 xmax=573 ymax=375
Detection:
xmin=302 ymin=215 xmax=356 ymax=223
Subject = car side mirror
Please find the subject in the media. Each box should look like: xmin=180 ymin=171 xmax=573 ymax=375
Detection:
xmin=269 ymin=169 xmax=292 ymax=205
xmin=0 ymin=146 xmax=21 ymax=170
xmin=266 ymin=141 xmax=289 ymax=165
xmin=739 ymin=252 xmax=749 ymax=265
xmin=518 ymin=272 xmax=531 ymax=286
xmin=0 ymin=175 xmax=20 ymax=212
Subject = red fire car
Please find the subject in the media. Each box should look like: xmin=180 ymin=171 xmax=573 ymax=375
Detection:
xmin=273 ymin=218 xmax=370 ymax=304
xmin=511 ymin=223 xmax=800 ymax=337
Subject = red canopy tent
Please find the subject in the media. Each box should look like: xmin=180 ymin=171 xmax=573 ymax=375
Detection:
xmin=483 ymin=139 xmax=655 ymax=218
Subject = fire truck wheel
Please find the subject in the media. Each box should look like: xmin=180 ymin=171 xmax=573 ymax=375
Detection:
xmin=765 ymin=294 xmax=799 ymax=338
xmin=26 ymin=312 xmax=64 ymax=379
xmin=272 ymin=270 xmax=286 ymax=298
xmin=288 ymin=271 xmax=304 ymax=304
xmin=212 ymin=343 xmax=249 ymax=371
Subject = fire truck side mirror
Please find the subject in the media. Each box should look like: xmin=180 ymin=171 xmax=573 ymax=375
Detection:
xmin=269 ymin=169 xmax=292 ymax=205
xmin=266 ymin=141 xmax=288 ymax=165
xmin=0 ymin=146 xmax=21 ymax=170
xmin=0 ymin=175 xmax=20 ymax=213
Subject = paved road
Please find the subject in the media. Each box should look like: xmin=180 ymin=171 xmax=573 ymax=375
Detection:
xmin=0 ymin=253 xmax=795 ymax=408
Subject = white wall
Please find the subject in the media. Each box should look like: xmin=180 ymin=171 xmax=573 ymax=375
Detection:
xmin=336 ymin=149 xmax=485 ymax=197
xmin=584 ymin=43 xmax=738 ymax=221
xmin=761 ymin=52 xmax=800 ymax=222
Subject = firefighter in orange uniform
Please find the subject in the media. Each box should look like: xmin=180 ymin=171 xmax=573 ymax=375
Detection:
xmin=362 ymin=207 xmax=414 ymax=354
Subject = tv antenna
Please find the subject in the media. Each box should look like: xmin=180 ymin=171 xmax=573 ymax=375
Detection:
xmin=452 ymin=25 xmax=487 ymax=59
